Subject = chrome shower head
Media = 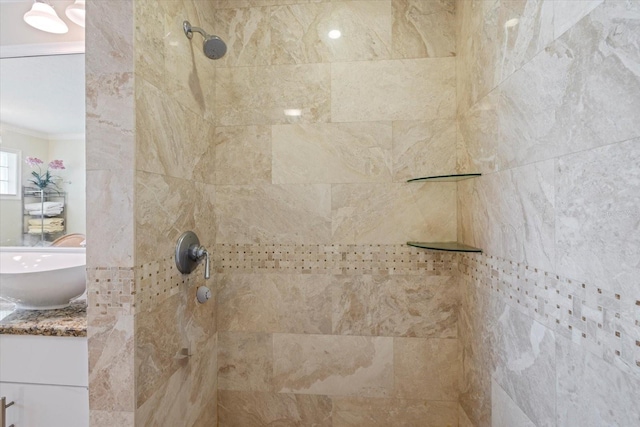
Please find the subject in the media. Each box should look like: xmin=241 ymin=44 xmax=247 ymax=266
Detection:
xmin=183 ymin=20 xmax=227 ymax=60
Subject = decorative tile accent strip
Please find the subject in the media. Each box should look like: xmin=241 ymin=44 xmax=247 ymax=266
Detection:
xmin=87 ymin=267 xmax=135 ymax=316
xmin=459 ymin=253 xmax=640 ymax=376
xmin=136 ymin=257 xmax=191 ymax=313
xmin=216 ymin=244 xmax=457 ymax=276
xmin=133 ymin=244 xmax=457 ymax=313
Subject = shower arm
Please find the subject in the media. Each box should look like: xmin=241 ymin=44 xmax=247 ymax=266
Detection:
xmin=183 ymin=21 xmax=208 ymax=40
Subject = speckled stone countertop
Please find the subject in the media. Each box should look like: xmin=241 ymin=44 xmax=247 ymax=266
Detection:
xmin=0 ymin=300 xmax=87 ymax=337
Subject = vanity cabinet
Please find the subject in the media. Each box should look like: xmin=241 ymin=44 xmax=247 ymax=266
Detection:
xmin=0 ymin=335 xmax=88 ymax=427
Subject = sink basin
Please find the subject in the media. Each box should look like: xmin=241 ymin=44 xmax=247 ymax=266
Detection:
xmin=0 ymin=247 xmax=86 ymax=310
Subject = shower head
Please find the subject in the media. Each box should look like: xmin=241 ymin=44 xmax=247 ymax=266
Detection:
xmin=183 ymin=20 xmax=227 ymax=60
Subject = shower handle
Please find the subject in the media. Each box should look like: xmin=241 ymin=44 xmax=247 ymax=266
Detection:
xmin=175 ymin=231 xmax=210 ymax=280
xmin=189 ymin=245 xmax=210 ymax=280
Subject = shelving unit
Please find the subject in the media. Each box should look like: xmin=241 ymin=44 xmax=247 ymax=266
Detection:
xmin=22 ymin=187 xmax=66 ymax=246
xmin=407 ymin=173 xmax=482 ymax=253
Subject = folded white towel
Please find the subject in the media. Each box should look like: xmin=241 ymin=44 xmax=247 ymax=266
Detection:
xmin=25 ymin=201 xmax=64 ymax=211
xmin=28 ymin=209 xmax=63 ymax=216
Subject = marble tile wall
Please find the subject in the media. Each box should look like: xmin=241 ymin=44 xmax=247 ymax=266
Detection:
xmin=456 ymin=1 xmax=640 ymax=426
xmin=216 ymin=245 xmax=460 ymax=426
xmin=86 ymin=1 xmax=136 ymax=425
xmin=133 ymin=0 xmax=219 ymax=425
xmin=210 ymin=1 xmax=460 ymax=424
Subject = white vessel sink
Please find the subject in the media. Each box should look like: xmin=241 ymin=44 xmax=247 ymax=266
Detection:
xmin=0 ymin=247 xmax=86 ymax=310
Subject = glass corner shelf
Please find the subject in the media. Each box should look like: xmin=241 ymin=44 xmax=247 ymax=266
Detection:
xmin=407 ymin=173 xmax=481 ymax=183
xmin=407 ymin=241 xmax=483 ymax=253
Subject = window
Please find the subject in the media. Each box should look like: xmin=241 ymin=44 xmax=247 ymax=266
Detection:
xmin=0 ymin=147 xmax=21 ymax=199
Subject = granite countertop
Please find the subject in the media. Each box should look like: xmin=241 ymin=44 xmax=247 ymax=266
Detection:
xmin=0 ymin=300 xmax=87 ymax=337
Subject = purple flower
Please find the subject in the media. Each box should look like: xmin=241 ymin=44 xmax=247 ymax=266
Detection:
xmin=48 ymin=159 xmax=66 ymax=170
xmin=25 ymin=157 xmax=44 ymax=167
xmin=24 ymin=156 xmax=66 ymax=190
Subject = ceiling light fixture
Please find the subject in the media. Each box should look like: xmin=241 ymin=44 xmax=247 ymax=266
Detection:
xmin=328 ymin=29 xmax=342 ymax=39
xmin=65 ymin=0 xmax=86 ymax=28
xmin=23 ymin=0 xmax=69 ymax=34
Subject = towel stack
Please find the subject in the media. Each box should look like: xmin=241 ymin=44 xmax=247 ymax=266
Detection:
xmin=27 ymin=217 xmax=65 ymax=234
xmin=25 ymin=201 xmax=64 ymax=216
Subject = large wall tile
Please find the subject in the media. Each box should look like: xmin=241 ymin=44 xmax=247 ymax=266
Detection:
xmin=215 ymin=63 xmax=330 ymax=126
xmin=494 ymin=0 xmax=554 ymax=85
xmin=218 ymin=390 xmax=332 ymax=427
xmin=458 ymin=404 xmax=475 ymax=427
xmin=556 ymin=335 xmax=640 ymax=427
xmin=217 ymin=274 xmax=332 ymax=334
xmin=553 ymin=0 xmax=603 ymax=38
xmin=392 ymin=0 xmax=455 ymax=59
xmin=135 ymin=260 xmax=217 ymax=424
xmin=136 ymin=335 xmax=218 ymax=426
xmin=394 ymin=337 xmax=459 ymax=400
xmin=459 ymin=160 xmax=555 ymax=271
xmin=331 ymin=182 xmax=457 ymax=244
xmin=86 ymin=0 xmax=134 ymax=76
xmin=214 ymin=126 xmax=272 ymax=185
xmin=86 ymin=72 xmax=135 ymax=171
xmin=491 ymin=379 xmax=535 ymax=427
xmin=86 ymin=170 xmax=135 ymax=267
xmin=273 ymin=334 xmax=393 ymax=397
xmin=455 ymin=0 xmax=500 ymax=115
xmin=272 ymin=122 xmax=392 ymax=184
xmin=331 ymin=58 xmax=456 ymax=122
xmin=136 ymin=78 xmax=215 ymax=183
xmin=215 ymin=0 xmax=333 ymax=9
xmin=457 ymin=90 xmax=499 ymax=174
xmin=218 ymin=332 xmax=273 ymax=392
xmin=332 ymin=275 xmax=458 ymax=338
xmin=271 ymin=1 xmax=391 ymax=65
xmin=134 ymin=0 xmax=165 ymax=89
xmin=392 ymin=119 xmax=456 ymax=181
xmin=136 ymin=173 xmax=216 ymax=265
xmin=556 ymin=138 xmax=640 ymax=296
xmin=88 ymin=313 xmax=135 ymax=412
xmin=90 ymin=411 xmax=134 ymax=427
xmin=162 ymin=0 xmax=217 ymax=122
xmin=458 ymin=271 xmax=496 ymax=427
xmin=216 ymin=184 xmax=331 ymax=244
xmin=498 ymin=0 xmax=640 ymax=169
xmin=333 ymin=397 xmax=458 ymax=427
xmin=214 ymin=7 xmax=272 ymax=67
xmin=136 ymin=293 xmax=183 ymax=407
xmin=491 ymin=304 xmax=556 ymax=427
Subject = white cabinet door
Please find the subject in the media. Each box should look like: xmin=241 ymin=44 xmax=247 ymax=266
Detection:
xmin=0 ymin=382 xmax=88 ymax=427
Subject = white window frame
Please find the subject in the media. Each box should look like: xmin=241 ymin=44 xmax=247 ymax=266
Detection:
xmin=0 ymin=147 xmax=22 ymax=200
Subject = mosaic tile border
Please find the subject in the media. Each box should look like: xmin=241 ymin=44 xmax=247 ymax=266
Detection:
xmin=133 ymin=244 xmax=458 ymax=313
xmin=87 ymin=267 xmax=135 ymax=315
xmin=216 ymin=243 xmax=457 ymax=275
xmin=458 ymin=253 xmax=640 ymax=376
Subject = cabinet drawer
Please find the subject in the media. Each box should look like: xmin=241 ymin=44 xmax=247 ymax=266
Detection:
xmin=0 ymin=382 xmax=88 ymax=427
xmin=0 ymin=335 xmax=87 ymax=386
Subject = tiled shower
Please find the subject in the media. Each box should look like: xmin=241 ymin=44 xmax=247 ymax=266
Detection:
xmin=85 ymin=1 xmax=640 ymax=426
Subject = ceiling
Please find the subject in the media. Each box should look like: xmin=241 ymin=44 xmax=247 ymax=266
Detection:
xmin=0 ymin=0 xmax=85 ymax=137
